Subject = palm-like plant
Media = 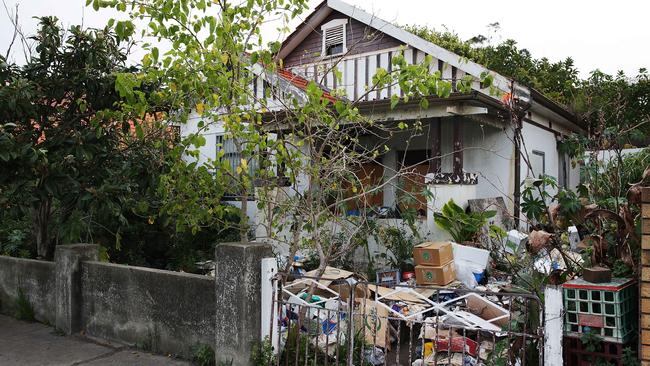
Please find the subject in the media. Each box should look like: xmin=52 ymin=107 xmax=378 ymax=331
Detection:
xmin=434 ymin=199 xmax=496 ymax=244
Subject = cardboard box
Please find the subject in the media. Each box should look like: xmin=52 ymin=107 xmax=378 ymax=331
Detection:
xmin=415 ymin=262 xmax=456 ymax=285
xmin=413 ymin=241 xmax=454 ymax=266
xmin=466 ymin=293 xmax=510 ymax=327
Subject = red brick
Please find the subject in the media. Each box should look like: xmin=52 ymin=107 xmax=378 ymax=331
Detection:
xmin=643 ymin=250 xmax=650 ymax=265
xmin=643 ymin=187 xmax=650 ymax=203
xmin=644 ymin=298 xmax=650 ymax=314
xmin=643 ymin=345 xmax=650 ymax=360
xmin=643 ymin=267 xmax=650 ymax=282
xmin=643 ymin=314 xmax=650 ymax=329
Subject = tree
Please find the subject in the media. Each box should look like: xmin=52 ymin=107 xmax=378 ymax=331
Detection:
xmin=404 ymin=25 xmax=580 ymax=106
xmin=95 ymin=0 xmax=494 ymax=278
xmin=0 ymin=17 xmax=170 ymax=259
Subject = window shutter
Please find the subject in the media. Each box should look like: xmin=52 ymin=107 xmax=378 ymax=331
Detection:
xmin=324 ymin=24 xmax=344 ymax=52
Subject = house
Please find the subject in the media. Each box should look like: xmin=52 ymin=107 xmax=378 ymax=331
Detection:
xmin=181 ymin=0 xmax=585 ymax=250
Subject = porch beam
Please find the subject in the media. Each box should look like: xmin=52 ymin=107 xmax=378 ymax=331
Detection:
xmin=446 ymin=105 xmax=488 ymax=116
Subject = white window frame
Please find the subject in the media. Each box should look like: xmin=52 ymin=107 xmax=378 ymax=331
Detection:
xmin=321 ymin=18 xmax=348 ymax=57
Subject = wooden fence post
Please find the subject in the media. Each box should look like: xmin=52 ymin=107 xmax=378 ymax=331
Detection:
xmin=544 ymin=285 xmax=563 ymax=366
xmin=641 ymin=187 xmax=650 ymax=365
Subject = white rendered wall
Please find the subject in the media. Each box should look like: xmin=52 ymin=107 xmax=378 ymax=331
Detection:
xmin=520 ymin=121 xmax=560 ymax=196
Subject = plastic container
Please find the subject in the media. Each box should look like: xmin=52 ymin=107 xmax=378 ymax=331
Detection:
xmin=563 ymin=278 xmax=637 ymax=343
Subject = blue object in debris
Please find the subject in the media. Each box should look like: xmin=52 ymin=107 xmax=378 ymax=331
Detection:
xmin=322 ymin=319 xmax=337 ymax=335
xmin=473 ymin=270 xmax=485 ymax=283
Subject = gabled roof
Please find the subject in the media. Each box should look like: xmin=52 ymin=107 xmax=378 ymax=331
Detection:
xmin=278 ymin=0 xmax=511 ymax=91
xmin=277 ymin=0 xmax=582 ymax=132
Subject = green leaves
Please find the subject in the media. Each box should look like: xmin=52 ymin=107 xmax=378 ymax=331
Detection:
xmin=115 ymin=72 xmax=143 ymax=107
xmin=390 ymin=94 xmax=399 ymax=109
xmin=114 ymin=20 xmax=134 ymax=42
xmin=434 ymin=199 xmax=496 ymax=243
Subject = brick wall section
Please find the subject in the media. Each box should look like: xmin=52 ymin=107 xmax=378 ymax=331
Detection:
xmin=642 ymin=187 xmax=650 ymax=365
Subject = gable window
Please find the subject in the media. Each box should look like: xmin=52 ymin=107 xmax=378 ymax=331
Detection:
xmin=321 ymin=19 xmax=348 ymax=57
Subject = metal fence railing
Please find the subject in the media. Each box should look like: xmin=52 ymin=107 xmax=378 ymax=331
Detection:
xmin=266 ymin=274 xmax=544 ymax=366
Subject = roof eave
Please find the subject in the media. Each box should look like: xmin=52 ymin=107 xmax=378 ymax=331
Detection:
xmin=530 ymin=88 xmax=585 ymax=134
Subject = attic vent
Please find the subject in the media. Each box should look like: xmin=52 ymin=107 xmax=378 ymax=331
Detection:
xmin=321 ymin=19 xmax=348 ymax=57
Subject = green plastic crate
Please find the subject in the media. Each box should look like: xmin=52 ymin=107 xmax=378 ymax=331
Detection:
xmin=563 ymin=278 xmax=637 ymax=343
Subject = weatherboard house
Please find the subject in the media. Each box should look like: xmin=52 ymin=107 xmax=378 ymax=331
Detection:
xmin=182 ymin=0 xmax=584 ymax=246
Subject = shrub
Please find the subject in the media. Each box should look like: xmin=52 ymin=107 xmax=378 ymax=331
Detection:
xmin=377 ymin=227 xmax=416 ymax=273
xmin=192 ymin=343 xmax=215 ymax=366
xmin=14 ymin=289 xmax=34 ymax=322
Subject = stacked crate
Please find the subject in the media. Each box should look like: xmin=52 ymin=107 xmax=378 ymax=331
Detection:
xmin=563 ymin=278 xmax=637 ymax=365
xmin=563 ymin=336 xmax=634 ymax=366
xmin=642 ymin=187 xmax=650 ymax=365
xmin=563 ymin=278 xmax=637 ymax=343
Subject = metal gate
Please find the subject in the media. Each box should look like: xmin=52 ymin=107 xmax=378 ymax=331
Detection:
xmin=266 ymin=273 xmax=544 ymax=366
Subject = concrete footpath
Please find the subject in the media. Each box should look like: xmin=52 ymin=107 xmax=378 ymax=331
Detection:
xmin=0 ymin=315 xmax=191 ymax=366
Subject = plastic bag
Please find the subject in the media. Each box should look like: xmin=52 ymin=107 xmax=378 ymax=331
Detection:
xmin=454 ymin=259 xmax=478 ymax=289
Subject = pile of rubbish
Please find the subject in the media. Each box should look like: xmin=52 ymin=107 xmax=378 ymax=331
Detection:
xmin=277 ymin=236 xmax=547 ymax=365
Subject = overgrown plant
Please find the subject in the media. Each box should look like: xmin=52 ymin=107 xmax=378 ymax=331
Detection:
xmin=580 ymin=332 xmax=603 ymax=353
xmin=192 ymin=343 xmax=216 ymax=366
xmin=434 ymin=199 xmax=496 ymax=244
xmin=377 ymin=226 xmax=417 ymax=273
xmin=14 ymin=289 xmax=34 ymax=322
xmin=250 ymin=337 xmax=275 ymax=366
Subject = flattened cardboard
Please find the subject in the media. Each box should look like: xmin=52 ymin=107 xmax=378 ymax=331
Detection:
xmin=413 ymin=241 xmax=454 ymax=266
xmin=288 ymin=266 xmax=355 ymax=296
xmin=371 ymin=285 xmax=427 ymax=304
xmin=415 ymin=262 xmax=456 ymax=286
xmin=354 ymin=300 xmax=390 ymax=350
xmin=466 ymin=293 xmax=509 ymax=327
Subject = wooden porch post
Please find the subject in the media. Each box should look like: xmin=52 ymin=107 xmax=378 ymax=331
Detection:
xmin=452 ymin=116 xmax=463 ymax=176
xmin=429 ymin=118 xmax=441 ymax=174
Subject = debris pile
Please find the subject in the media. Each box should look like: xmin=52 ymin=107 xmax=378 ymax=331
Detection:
xmin=276 ymin=241 xmax=536 ymax=365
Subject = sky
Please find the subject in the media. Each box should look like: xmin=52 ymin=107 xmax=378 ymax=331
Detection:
xmin=1 ymin=0 xmax=648 ymax=79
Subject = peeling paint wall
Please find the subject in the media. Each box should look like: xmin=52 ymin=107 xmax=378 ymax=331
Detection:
xmin=80 ymin=261 xmax=215 ymax=358
xmin=0 ymin=256 xmax=56 ymax=324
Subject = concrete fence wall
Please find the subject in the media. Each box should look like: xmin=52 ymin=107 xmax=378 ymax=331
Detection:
xmin=0 ymin=242 xmax=269 ymax=365
xmin=0 ymin=256 xmax=56 ymax=325
xmin=81 ymin=261 xmax=215 ymax=357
